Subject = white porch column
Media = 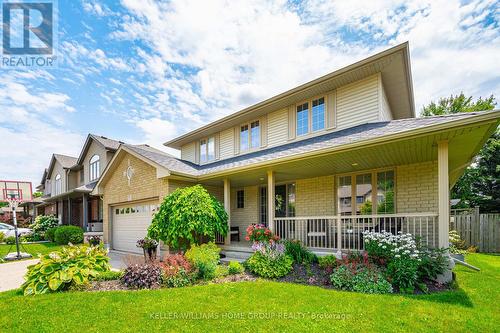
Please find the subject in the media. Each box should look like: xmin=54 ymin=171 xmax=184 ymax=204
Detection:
xmin=224 ymin=178 xmax=231 ymax=245
xmin=438 ymin=140 xmax=450 ymax=248
xmin=267 ymin=171 xmax=275 ymax=232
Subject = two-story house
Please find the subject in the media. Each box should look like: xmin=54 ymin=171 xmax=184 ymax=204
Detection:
xmin=37 ymin=134 xmax=123 ymax=233
xmin=95 ymin=43 xmax=500 ymax=263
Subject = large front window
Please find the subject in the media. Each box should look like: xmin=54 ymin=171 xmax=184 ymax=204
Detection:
xmin=312 ymin=97 xmax=325 ymax=131
xmin=200 ymin=137 xmax=215 ymax=163
xmin=297 ymin=97 xmax=326 ymax=136
xmin=89 ymin=155 xmax=100 ymax=181
xmin=54 ymin=174 xmax=61 ymax=195
xmin=274 ymin=183 xmax=296 ymax=218
xmin=296 ymin=102 xmax=309 ymax=136
xmin=338 ymin=170 xmax=394 ymax=215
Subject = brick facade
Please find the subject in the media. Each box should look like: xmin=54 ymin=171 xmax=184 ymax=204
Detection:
xmin=396 ymin=161 xmax=438 ymax=213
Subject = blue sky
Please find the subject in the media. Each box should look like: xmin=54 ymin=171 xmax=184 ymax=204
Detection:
xmin=0 ymin=0 xmax=499 ymax=186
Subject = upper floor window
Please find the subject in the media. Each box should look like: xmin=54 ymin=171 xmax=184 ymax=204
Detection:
xmin=296 ymin=102 xmax=309 ymax=136
xmin=312 ymin=97 xmax=325 ymax=131
xmin=200 ymin=137 xmax=215 ymax=163
xmin=54 ymin=174 xmax=61 ymax=195
xmin=89 ymin=155 xmax=100 ymax=181
xmin=240 ymin=120 xmax=260 ymax=151
xmin=297 ymin=97 xmax=326 ymax=136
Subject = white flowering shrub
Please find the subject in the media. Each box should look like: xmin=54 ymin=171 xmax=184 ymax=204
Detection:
xmin=363 ymin=231 xmax=420 ymax=261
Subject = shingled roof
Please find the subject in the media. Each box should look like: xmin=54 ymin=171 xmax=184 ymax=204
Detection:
xmin=122 ymin=111 xmax=500 ymax=178
xmin=53 ymin=154 xmax=78 ymax=169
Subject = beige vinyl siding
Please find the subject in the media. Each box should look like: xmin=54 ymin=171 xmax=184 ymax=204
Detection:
xmin=83 ymin=140 xmax=107 ymax=184
xmin=180 ymin=142 xmax=196 ymax=163
xmin=219 ymin=128 xmax=234 ymax=159
xmin=336 ymin=74 xmax=380 ymax=130
xmin=379 ymin=79 xmax=393 ymax=121
xmin=267 ymin=108 xmax=289 ymax=147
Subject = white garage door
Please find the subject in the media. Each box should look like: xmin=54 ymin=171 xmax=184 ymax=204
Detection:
xmin=112 ymin=201 xmax=159 ymax=253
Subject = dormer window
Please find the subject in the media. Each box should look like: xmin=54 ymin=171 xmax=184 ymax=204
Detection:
xmin=296 ymin=97 xmax=326 ymax=136
xmin=240 ymin=120 xmax=260 ymax=152
xmin=200 ymin=137 xmax=215 ymax=163
xmin=89 ymin=155 xmax=100 ymax=181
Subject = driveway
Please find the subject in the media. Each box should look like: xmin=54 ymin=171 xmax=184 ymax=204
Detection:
xmin=0 ymin=259 xmax=38 ymax=292
xmin=0 ymin=251 xmax=140 ymax=292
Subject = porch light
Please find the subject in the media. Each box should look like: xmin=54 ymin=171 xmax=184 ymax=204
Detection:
xmin=351 ymin=163 xmax=358 ymax=166
xmin=259 ymin=177 xmax=264 ymax=181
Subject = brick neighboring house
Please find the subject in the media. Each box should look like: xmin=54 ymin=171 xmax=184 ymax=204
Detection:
xmin=36 ymin=134 xmax=124 ymax=234
xmin=92 ymin=41 xmax=499 ymax=268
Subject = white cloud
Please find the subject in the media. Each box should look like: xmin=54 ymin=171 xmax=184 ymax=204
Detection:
xmin=134 ymin=118 xmax=181 ymax=157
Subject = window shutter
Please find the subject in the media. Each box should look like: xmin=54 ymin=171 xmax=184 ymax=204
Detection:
xmin=195 ymin=141 xmax=200 ymax=164
xmin=288 ymin=105 xmax=296 ymax=140
xmin=327 ymin=91 xmax=336 ymax=129
xmin=234 ymin=126 xmax=240 ymax=155
xmin=260 ymin=115 xmax=268 ymax=148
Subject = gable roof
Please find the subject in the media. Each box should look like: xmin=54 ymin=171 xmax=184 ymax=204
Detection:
xmin=46 ymin=154 xmax=78 ymax=178
xmin=165 ymin=42 xmax=415 ymax=149
xmin=99 ymin=110 xmax=500 ymax=183
xmin=76 ymin=134 xmax=124 ymax=165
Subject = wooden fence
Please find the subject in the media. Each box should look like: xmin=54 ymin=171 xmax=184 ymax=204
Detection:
xmin=450 ymin=207 xmax=500 ymax=253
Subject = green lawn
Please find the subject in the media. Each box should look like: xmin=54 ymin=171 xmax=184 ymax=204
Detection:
xmin=0 ymin=242 xmax=64 ymax=259
xmin=1 ymin=253 xmax=499 ymax=333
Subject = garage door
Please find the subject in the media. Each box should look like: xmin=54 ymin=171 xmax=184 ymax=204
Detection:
xmin=112 ymin=201 xmax=159 ymax=253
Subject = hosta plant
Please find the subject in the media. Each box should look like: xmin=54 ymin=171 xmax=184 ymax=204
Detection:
xmin=21 ymin=245 xmax=110 ymax=296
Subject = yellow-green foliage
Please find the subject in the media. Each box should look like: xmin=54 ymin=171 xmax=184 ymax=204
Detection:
xmin=22 ymin=244 xmax=110 ymax=295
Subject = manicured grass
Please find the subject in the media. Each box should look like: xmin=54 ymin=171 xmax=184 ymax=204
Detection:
xmin=1 ymin=254 xmax=499 ymax=332
xmin=0 ymin=242 xmax=64 ymax=259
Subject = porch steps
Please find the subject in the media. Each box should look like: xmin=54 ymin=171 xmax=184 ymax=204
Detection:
xmin=220 ymin=249 xmax=252 ymax=263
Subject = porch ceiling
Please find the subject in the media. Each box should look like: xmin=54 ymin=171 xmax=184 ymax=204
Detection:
xmin=200 ymin=121 xmax=496 ymax=188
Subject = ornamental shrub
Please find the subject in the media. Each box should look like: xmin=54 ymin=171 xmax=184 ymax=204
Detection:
xmin=318 ymin=255 xmax=338 ymax=273
xmin=21 ymin=244 xmax=110 ymax=295
xmin=159 ymin=254 xmax=194 ymax=288
xmin=122 ymin=263 xmax=162 ymax=289
xmin=185 ymin=242 xmax=221 ymax=280
xmin=330 ymin=265 xmax=392 ymax=294
xmin=45 ymin=227 xmax=58 ymax=242
xmin=30 ymin=215 xmax=59 ymax=240
xmin=5 ymin=236 xmax=16 ymax=245
xmin=162 ymin=268 xmax=192 ymax=288
xmin=147 ymin=185 xmax=228 ymax=250
xmin=228 ymin=261 xmax=245 ymax=275
xmin=416 ymin=247 xmax=448 ymax=281
xmin=245 ymin=241 xmax=293 ymax=278
xmin=54 ymin=226 xmax=84 ymax=245
xmin=387 ymin=257 xmax=419 ymax=293
xmin=215 ymin=265 xmax=230 ymax=278
xmin=449 ymin=230 xmax=467 ymax=255
xmin=284 ymin=240 xmax=317 ymax=265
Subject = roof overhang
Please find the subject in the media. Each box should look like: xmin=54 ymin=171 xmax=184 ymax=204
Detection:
xmin=165 ymin=42 xmax=414 ymax=149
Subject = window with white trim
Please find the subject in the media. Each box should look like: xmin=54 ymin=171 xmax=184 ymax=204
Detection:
xmin=297 ymin=97 xmax=326 ymax=136
xmin=89 ymin=155 xmax=100 ymax=181
xmin=337 ymin=169 xmax=395 ymax=216
xmin=240 ymin=120 xmax=260 ymax=151
xmin=200 ymin=137 xmax=215 ymax=163
xmin=237 ymin=190 xmax=244 ymax=208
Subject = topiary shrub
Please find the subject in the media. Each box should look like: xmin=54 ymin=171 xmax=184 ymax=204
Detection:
xmin=21 ymin=244 xmax=110 ymax=295
xmin=122 ymin=263 xmax=162 ymax=289
xmin=185 ymin=242 xmax=221 ymax=280
xmin=54 ymin=226 xmax=84 ymax=245
xmin=147 ymin=185 xmax=228 ymax=250
xmin=45 ymin=227 xmax=58 ymax=242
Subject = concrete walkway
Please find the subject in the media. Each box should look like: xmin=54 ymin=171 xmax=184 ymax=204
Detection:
xmin=0 ymin=251 xmax=139 ymax=292
xmin=0 ymin=259 xmax=39 ymax=292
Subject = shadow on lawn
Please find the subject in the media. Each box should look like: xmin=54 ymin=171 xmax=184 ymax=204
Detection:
xmin=402 ymin=287 xmax=474 ymax=308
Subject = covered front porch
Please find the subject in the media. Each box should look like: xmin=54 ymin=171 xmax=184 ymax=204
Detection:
xmin=199 ymin=118 xmax=496 ymax=253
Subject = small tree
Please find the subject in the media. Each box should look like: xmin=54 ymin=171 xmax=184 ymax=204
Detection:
xmin=147 ymin=185 xmax=228 ymax=250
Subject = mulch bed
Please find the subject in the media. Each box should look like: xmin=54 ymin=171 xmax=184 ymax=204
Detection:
xmin=87 ymin=280 xmax=130 ymax=292
xmin=212 ymin=272 xmax=257 ymax=284
xmin=279 ymin=263 xmax=332 ymax=288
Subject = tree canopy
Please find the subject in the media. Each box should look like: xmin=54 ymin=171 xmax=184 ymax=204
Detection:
xmin=147 ymin=185 xmax=228 ymax=250
xmin=421 ymin=93 xmax=495 ymax=116
xmin=421 ymin=93 xmax=498 ymax=212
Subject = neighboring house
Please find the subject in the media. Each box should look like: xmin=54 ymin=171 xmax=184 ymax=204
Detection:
xmin=94 ymin=42 xmax=500 ymax=257
xmin=37 ymin=134 xmax=123 ymax=233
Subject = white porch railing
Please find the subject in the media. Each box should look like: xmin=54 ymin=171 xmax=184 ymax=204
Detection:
xmin=274 ymin=213 xmax=438 ymax=251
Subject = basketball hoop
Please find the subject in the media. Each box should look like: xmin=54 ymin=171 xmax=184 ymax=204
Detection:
xmin=7 ymin=197 xmax=22 ymax=211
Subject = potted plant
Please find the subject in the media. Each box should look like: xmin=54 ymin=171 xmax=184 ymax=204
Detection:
xmin=137 ymin=237 xmax=159 ymax=262
xmin=88 ymin=235 xmax=101 ymax=247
